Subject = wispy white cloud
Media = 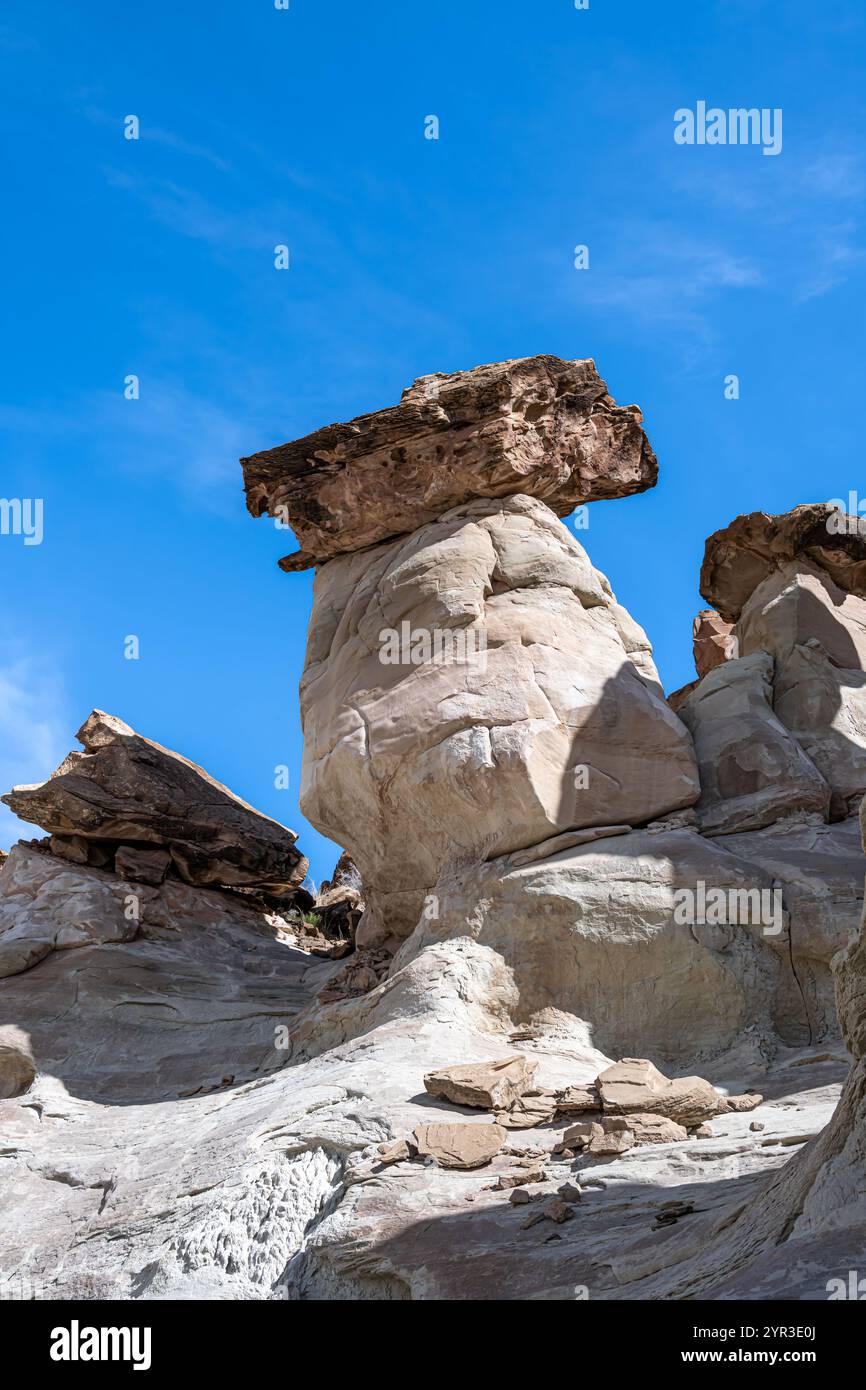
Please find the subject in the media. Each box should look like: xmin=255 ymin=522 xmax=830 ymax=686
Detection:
xmin=0 ymin=378 xmax=265 ymax=503
xmin=796 ymin=221 xmax=866 ymax=301
xmin=578 ymin=227 xmax=763 ymax=346
xmin=82 ymin=106 xmax=231 ymax=171
xmin=103 ymin=169 xmax=272 ymax=251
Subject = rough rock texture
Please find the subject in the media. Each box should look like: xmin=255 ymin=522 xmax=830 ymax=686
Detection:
xmin=242 ymin=356 xmax=658 ymax=571
xmin=626 ymin=1112 xmax=690 ymax=1145
xmin=0 ymin=843 xmax=141 ymax=979
xmin=722 ymin=815 xmax=865 ymax=1044
xmin=735 ymin=562 xmax=866 ymax=818
xmin=701 ymin=504 xmax=866 ymax=623
xmin=677 ymin=652 xmax=830 ymax=835
xmin=630 ymin=796 xmax=866 ymax=1301
xmin=314 ymin=851 xmax=364 ymax=940
xmin=693 ymin=609 xmax=737 ymax=678
xmin=0 ymin=774 xmax=859 ymax=1301
xmin=393 ymin=822 xmax=853 ymax=1061
xmin=2 ymin=710 xmax=307 ymax=896
xmin=300 ymin=494 xmax=698 ymax=945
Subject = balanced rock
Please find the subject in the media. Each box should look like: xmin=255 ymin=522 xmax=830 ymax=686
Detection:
xmin=413 ymin=1122 xmax=506 ymax=1170
xmin=597 ymin=1058 xmax=725 ymax=1126
xmin=2 ymin=710 xmax=307 ymax=896
xmin=424 ymin=1055 xmax=537 ymax=1110
xmin=242 ymin=355 xmax=658 ymax=570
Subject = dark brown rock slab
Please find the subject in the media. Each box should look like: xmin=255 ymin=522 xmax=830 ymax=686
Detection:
xmin=1 ymin=710 xmax=307 ymax=895
xmin=241 ymin=355 xmax=658 ymax=570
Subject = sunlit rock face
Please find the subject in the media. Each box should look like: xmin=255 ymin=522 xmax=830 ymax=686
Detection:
xmin=299 ymin=495 xmax=699 ymax=946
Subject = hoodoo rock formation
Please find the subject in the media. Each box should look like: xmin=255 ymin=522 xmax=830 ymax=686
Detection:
xmin=1 ymin=356 xmax=865 ymax=1302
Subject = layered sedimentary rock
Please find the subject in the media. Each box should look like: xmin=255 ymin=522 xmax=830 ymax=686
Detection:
xmin=241 ymin=356 xmax=657 ymax=570
xmin=393 ymin=822 xmax=845 ymax=1059
xmin=2 ymin=709 xmax=307 ymax=896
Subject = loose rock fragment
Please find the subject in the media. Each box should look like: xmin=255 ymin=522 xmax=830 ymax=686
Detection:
xmin=555 ymin=1121 xmax=596 ymax=1152
xmin=412 ymin=1122 xmax=506 ymax=1170
xmin=496 ymin=1168 xmax=546 ymax=1189
xmin=555 ymin=1084 xmax=599 ymax=1114
xmin=597 ymin=1058 xmax=726 ymax=1127
xmin=558 ymin=1182 xmax=583 ymax=1204
xmin=424 ymin=1055 xmax=538 ymax=1111
xmin=376 ymin=1138 xmax=413 ymax=1165
xmin=724 ymin=1092 xmax=763 ymax=1113
xmin=627 ymin=1112 xmax=690 ymax=1146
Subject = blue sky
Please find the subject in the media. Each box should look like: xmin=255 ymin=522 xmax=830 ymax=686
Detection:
xmin=1 ymin=0 xmax=865 ymax=885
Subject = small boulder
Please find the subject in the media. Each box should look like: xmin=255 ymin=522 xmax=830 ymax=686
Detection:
xmin=725 ymin=1092 xmax=763 ymax=1113
xmin=597 ymin=1058 xmax=725 ymax=1127
xmin=496 ymin=1168 xmax=546 ymax=1189
xmin=555 ymin=1084 xmax=599 ymax=1114
xmin=413 ymin=1122 xmax=506 ymax=1170
xmin=496 ymin=1089 xmax=558 ymax=1129
xmin=558 ymin=1182 xmax=583 ymax=1204
xmin=376 ymin=1138 xmax=413 ymax=1165
xmin=587 ymin=1123 xmax=635 ymax=1156
xmin=424 ymin=1055 xmax=537 ymax=1111
xmin=627 ymin=1112 xmax=689 ymax=1146
xmin=555 ymin=1120 xmax=595 ymax=1152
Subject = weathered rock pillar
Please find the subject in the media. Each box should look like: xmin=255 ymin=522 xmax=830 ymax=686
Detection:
xmin=243 ymin=356 xmax=699 ymax=947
